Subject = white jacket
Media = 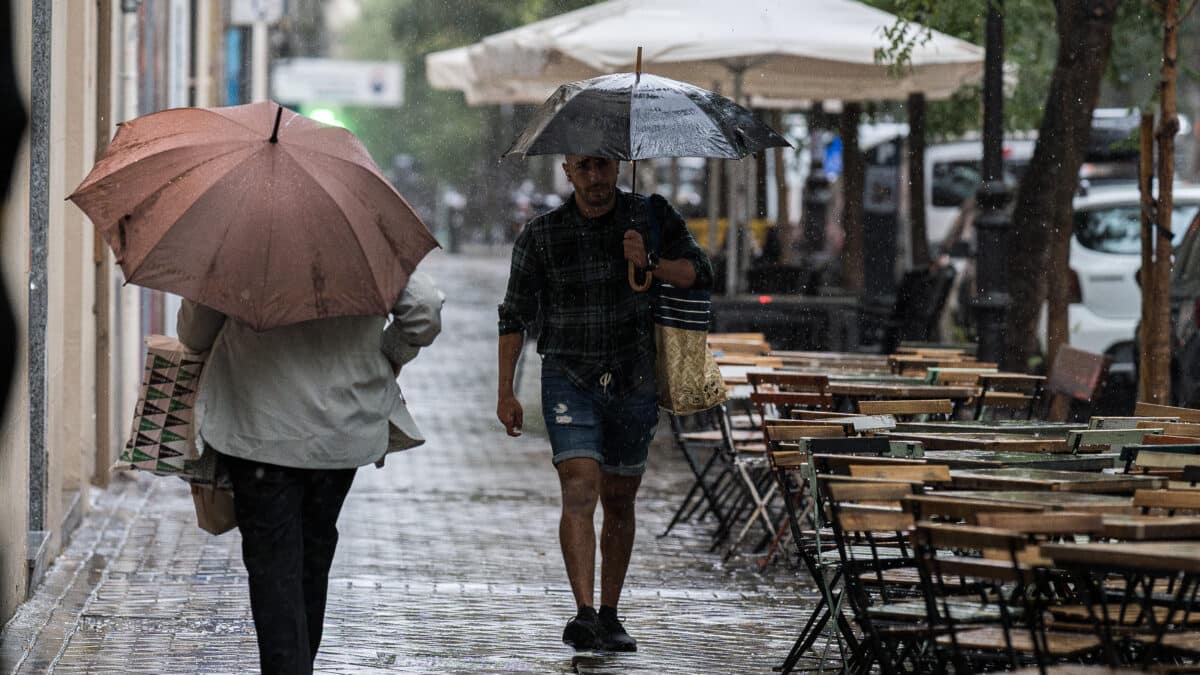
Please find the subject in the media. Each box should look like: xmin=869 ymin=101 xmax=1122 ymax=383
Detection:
xmin=177 ymin=271 xmax=444 ymax=469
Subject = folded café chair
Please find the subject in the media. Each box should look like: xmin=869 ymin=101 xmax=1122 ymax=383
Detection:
xmin=748 ymin=422 xmax=850 ymax=568
xmin=1132 ymin=488 xmax=1200 ymax=516
xmin=1047 ymin=539 xmax=1200 ymax=668
xmin=847 ymin=463 xmax=953 ymax=487
xmin=1134 ymin=401 xmax=1200 ymax=423
xmin=747 ymin=372 xmax=834 ymax=411
xmin=771 ymin=438 xmax=919 ymax=674
xmin=1120 ymin=443 xmax=1200 ymax=476
xmin=902 ymin=494 xmax=1043 ymax=525
xmin=973 ymin=373 xmax=1045 ymax=421
xmin=660 ymin=409 xmax=735 ymax=538
xmin=823 ymin=480 xmax=930 ymax=675
xmin=857 ymin=398 xmax=954 ymax=423
xmin=911 ymin=522 xmax=1104 ymax=673
xmin=721 ymin=420 xmax=843 ymax=560
xmin=704 ymin=404 xmax=780 ymax=554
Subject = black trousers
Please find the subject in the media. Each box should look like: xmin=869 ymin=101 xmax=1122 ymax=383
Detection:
xmin=224 ymin=453 xmax=357 ymax=675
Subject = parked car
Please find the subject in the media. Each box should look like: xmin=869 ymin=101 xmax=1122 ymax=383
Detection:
xmin=1068 ymin=184 xmax=1200 ymax=350
xmin=1168 ymin=210 xmax=1200 ymax=406
xmin=1060 ymin=183 xmax=1200 ymax=387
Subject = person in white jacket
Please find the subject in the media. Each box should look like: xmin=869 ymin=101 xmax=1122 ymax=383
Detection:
xmin=177 ymin=271 xmax=443 ymax=675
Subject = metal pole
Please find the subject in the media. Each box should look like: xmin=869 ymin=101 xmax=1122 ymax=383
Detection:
xmin=29 ymin=0 xmax=52 ymax=537
xmin=707 ymin=156 xmax=720 ymax=255
xmin=122 ymin=1 xmax=139 ymax=122
xmin=801 ymin=102 xmax=830 ymax=254
xmin=117 ymin=0 xmax=142 ymax=475
xmin=194 ymin=0 xmax=212 ymax=107
xmin=724 ymin=69 xmax=745 ymax=297
xmin=740 ymin=128 xmax=756 ymax=283
xmin=92 ymin=0 xmax=114 ymax=488
xmin=972 ymin=0 xmax=1012 ymax=366
xmin=907 ymin=93 xmax=929 ymax=269
xmin=707 ymin=83 xmax=721 ymax=256
xmin=250 ymin=19 xmax=268 ymax=102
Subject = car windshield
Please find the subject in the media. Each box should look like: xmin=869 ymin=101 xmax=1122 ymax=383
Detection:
xmin=1074 ymin=203 xmax=1200 ymax=254
xmin=931 ymin=160 xmax=1028 ymax=207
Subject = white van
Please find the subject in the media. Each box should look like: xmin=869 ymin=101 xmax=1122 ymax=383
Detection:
xmin=924 ymin=139 xmax=1036 ymax=249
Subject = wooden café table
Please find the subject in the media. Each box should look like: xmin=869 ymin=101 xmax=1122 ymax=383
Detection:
xmin=947 ymin=468 xmax=1167 ymax=493
xmin=922 ymin=450 xmax=1118 ymax=472
xmin=1097 ymin=515 xmax=1200 ymax=540
xmin=826 ymin=383 xmax=977 ymax=409
xmin=894 ymin=420 xmax=1086 ymax=436
xmin=769 ymin=351 xmax=890 ymax=371
xmin=934 ymin=490 xmax=1135 ymax=513
xmin=719 ymin=366 xmax=925 ymax=387
xmin=882 ymin=431 xmax=1068 ymax=453
xmin=1042 ymin=541 xmax=1200 ymax=573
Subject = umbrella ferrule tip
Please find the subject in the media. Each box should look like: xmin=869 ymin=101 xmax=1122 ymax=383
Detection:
xmin=269 ymin=105 xmax=284 ymax=143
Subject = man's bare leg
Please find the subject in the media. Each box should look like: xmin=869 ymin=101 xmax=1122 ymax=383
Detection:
xmin=556 ymin=458 xmax=602 ymax=609
xmin=599 ymin=473 xmax=641 ymax=608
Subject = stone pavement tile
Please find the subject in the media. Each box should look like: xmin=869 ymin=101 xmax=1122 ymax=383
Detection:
xmin=3 ymin=251 xmax=834 ymax=674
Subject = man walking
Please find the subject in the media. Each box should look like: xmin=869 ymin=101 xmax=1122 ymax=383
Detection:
xmin=496 ymin=155 xmax=712 ymax=651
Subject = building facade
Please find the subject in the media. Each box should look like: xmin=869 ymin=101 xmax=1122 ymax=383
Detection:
xmin=1 ymin=0 xmax=232 ymax=625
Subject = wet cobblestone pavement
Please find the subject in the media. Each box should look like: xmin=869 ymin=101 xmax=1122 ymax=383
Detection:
xmin=2 ymin=251 xmax=828 ymax=674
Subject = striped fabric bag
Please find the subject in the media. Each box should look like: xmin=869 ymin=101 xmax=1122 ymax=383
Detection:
xmin=642 ymin=195 xmax=726 ymax=415
xmin=653 ymin=283 xmax=727 ymax=415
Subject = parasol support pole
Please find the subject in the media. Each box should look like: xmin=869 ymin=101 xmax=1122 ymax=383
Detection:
xmin=269 ymin=105 xmax=283 ymax=143
xmin=628 ymin=46 xmax=653 ymax=292
xmin=628 ymin=159 xmax=653 ymax=292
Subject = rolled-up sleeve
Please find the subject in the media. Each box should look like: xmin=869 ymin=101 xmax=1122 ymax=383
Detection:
xmin=382 ymin=271 xmax=445 ymax=368
xmin=497 ymin=224 xmax=543 ymax=335
xmin=656 ymin=194 xmax=714 ymax=291
xmin=176 ymin=300 xmax=226 ymax=352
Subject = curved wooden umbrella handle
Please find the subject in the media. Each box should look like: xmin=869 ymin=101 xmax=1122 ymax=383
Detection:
xmin=628 ymin=260 xmax=653 ymax=292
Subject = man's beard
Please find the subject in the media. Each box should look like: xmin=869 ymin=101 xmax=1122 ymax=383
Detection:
xmin=581 ymin=185 xmax=614 ymax=207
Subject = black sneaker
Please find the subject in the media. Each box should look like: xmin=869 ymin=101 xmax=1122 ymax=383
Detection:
xmin=562 ymin=606 xmax=603 ymax=650
xmin=598 ymin=606 xmax=637 ymax=652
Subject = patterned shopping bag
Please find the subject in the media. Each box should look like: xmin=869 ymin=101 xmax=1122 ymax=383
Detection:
xmin=640 ymin=195 xmax=726 ymax=416
xmin=654 ymin=284 xmax=727 ymax=415
xmin=116 ymin=335 xmax=205 ymax=476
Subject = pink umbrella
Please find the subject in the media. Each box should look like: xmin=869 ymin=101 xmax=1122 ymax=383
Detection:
xmin=70 ymin=101 xmax=439 ymax=331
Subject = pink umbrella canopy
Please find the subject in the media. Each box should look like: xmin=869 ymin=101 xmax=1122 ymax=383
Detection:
xmin=69 ymin=101 xmax=439 ymax=331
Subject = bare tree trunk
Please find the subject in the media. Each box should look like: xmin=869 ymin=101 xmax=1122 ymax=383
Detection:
xmin=841 ymin=103 xmax=864 ymax=291
xmin=1139 ymin=113 xmax=1156 ymax=401
xmin=1149 ymin=0 xmax=1180 ymax=403
xmin=1046 ymin=199 xmax=1072 ymax=370
xmin=1005 ymin=0 xmax=1121 ymax=371
xmin=907 ymin=93 xmax=929 ymax=270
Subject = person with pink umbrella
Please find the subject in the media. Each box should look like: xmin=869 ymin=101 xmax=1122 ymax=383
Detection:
xmin=71 ymin=101 xmax=443 ymax=674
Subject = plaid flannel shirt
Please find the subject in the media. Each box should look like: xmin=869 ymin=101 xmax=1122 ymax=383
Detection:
xmin=498 ymin=189 xmax=713 ymax=393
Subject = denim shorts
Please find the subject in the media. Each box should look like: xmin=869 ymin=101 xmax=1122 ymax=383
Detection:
xmin=541 ymin=361 xmax=659 ymax=476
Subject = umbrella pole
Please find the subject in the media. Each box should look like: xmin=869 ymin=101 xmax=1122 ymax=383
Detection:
xmin=628 ymin=155 xmax=653 ymax=292
xmin=628 ymin=46 xmax=652 ymax=292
